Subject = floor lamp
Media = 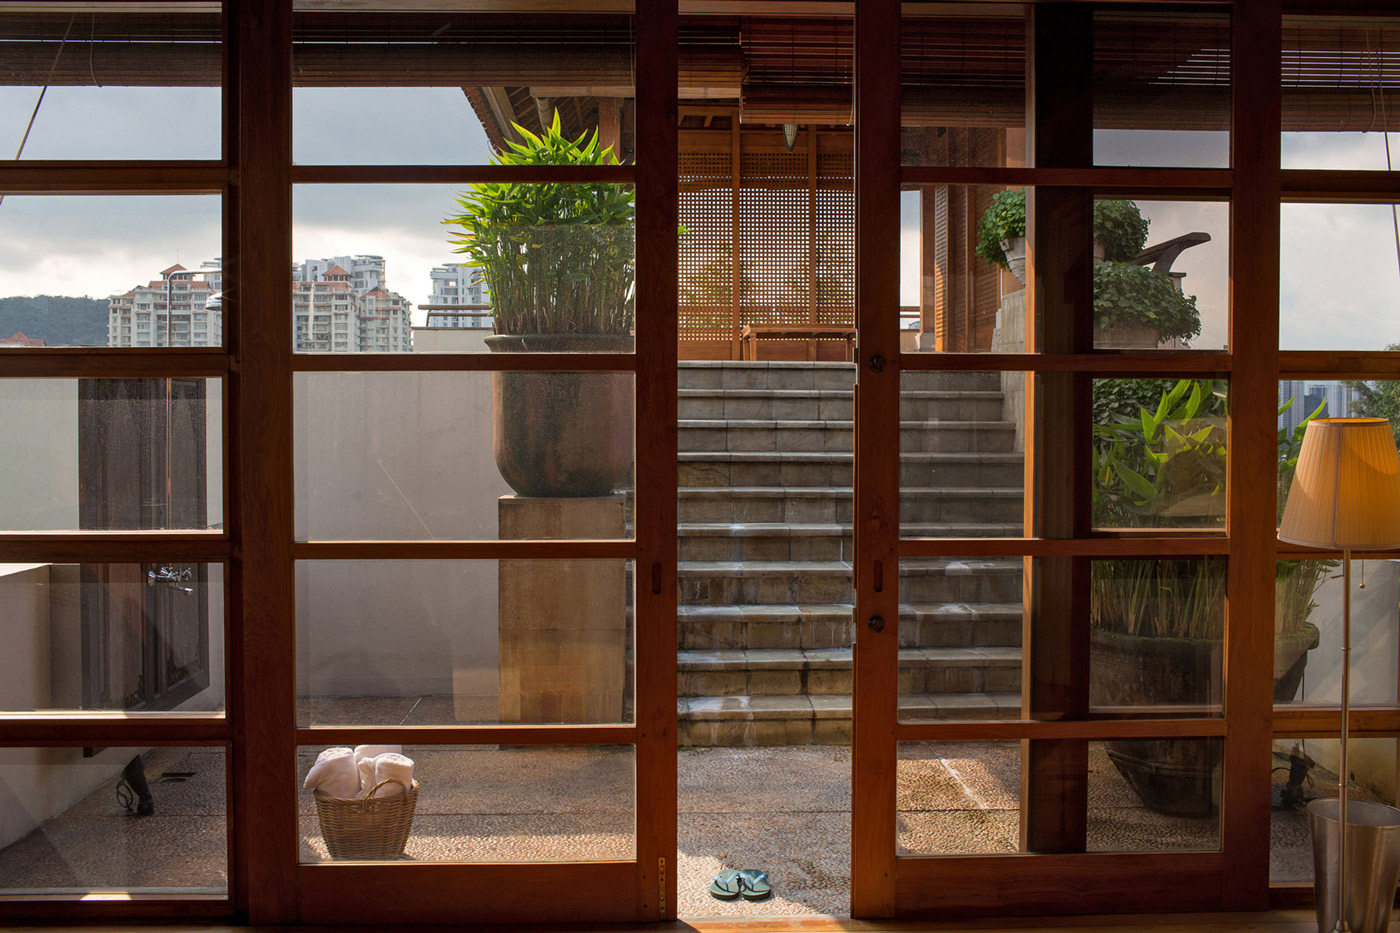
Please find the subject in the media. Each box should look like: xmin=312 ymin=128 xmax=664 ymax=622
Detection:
xmin=1279 ymin=417 xmax=1400 ymax=933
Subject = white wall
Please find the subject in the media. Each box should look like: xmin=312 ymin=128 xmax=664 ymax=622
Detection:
xmin=0 ymin=380 xmax=78 ymax=531
xmin=293 ymin=371 xmax=507 ymax=699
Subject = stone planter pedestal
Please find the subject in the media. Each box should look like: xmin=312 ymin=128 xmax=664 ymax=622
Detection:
xmin=496 ymin=495 xmax=628 ymax=724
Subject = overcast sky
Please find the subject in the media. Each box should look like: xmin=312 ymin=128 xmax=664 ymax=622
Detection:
xmin=1 ymin=85 xmax=1397 ymax=350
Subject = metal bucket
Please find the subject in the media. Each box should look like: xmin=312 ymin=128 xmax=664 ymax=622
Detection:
xmin=1308 ymin=798 xmax=1400 ymax=933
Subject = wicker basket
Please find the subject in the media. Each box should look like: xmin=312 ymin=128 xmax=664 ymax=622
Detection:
xmin=314 ymin=779 xmax=418 ymax=860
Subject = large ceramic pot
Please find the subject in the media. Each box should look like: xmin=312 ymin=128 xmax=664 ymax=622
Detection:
xmin=486 ymin=333 xmax=634 ymax=498
xmin=1091 ymin=623 xmax=1321 ymax=817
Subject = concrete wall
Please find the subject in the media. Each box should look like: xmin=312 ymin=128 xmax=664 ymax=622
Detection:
xmin=293 ymin=371 xmax=508 ymax=700
xmin=0 ymin=380 xmax=78 ymax=530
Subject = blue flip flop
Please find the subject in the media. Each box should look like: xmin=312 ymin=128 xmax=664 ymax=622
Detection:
xmin=737 ymin=869 xmax=771 ymax=900
xmin=709 ymin=869 xmax=741 ymax=900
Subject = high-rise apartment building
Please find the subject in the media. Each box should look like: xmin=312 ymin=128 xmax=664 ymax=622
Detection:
xmin=425 ymin=262 xmax=492 ymax=328
xmin=107 ymin=263 xmax=223 ymax=347
xmin=110 ymin=258 xmax=412 ymax=352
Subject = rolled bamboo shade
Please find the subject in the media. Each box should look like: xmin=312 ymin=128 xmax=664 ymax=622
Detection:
xmin=1278 ymin=418 xmax=1400 ymax=550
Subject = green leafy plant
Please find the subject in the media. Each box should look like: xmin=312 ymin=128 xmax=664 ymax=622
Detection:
xmin=443 ymin=111 xmax=635 ymax=335
xmin=974 ymin=189 xmax=1149 ymax=270
xmin=1091 ymin=380 xmax=1331 ymax=639
xmin=1093 ymin=261 xmax=1202 ymax=343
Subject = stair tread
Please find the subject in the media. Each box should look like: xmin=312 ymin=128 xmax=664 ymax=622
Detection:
xmin=679 ymin=692 xmax=1020 ymax=719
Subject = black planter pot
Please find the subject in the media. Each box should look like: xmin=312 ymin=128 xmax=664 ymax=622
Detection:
xmin=486 ymin=334 xmax=634 ymax=498
xmin=1091 ymin=623 xmax=1320 ymax=817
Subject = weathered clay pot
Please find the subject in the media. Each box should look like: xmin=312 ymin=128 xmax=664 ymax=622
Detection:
xmin=486 ymin=334 xmax=633 ymax=498
xmin=1094 ymin=320 xmax=1161 ymax=349
xmin=999 ymin=236 xmax=1027 ymax=284
xmin=1091 ymin=624 xmax=1320 ymax=816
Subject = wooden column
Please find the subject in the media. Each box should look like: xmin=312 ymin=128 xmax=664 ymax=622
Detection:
xmin=1222 ymin=0 xmax=1282 ymax=910
xmin=851 ymin=0 xmax=900 ymax=918
xmin=633 ymin=0 xmax=679 ymax=920
xmin=1021 ymin=3 xmax=1093 ymax=855
xmin=230 ymin=0 xmax=296 ymax=922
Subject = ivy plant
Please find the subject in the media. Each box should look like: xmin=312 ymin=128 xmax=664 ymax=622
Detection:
xmin=1093 ymin=261 xmax=1202 ymax=343
xmin=974 ymin=189 xmax=1151 ymax=270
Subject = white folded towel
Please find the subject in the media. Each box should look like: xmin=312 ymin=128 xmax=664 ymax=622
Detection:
xmin=356 ymin=756 xmax=377 ymax=797
xmin=352 ymin=744 xmax=402 ymax=765
xmin=369 ymin=753 xmax=415 ymax=797
xmin=303 ymin=747 xmax=360 ymax=798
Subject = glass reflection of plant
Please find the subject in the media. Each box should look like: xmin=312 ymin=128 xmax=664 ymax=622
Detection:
xmin=1092 ymin=379 xmax=1330 ymax=642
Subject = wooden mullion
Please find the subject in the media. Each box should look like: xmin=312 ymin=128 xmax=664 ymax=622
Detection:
xmin=1280 ymin=351 xmax=1400 ymax=379
xmin=1281 ymin=169 xmax=1400 ymax=201
xmin=899 ymin=351 xmax=1232 ymax=374
xmin=1222 ymin=0 xmax=1282 ymax=912
xmin=897 ymin=537 xmax=1229 ymax=558
xmin=633 ymin=0 xmax=679 ymax=922
xmin=0 ymin=350 xmax=230 ymax=379
xmin=291 ymin=164 xmax=635 ymax=185
xmin=292 ymin=539 xmax=635 ymax=561
xmin=1272 ymin=707 xmax=1400 ymax=738
xmin=896 ymin=718 xmax=1227 ymax=743
xmin=290 ymin=352 xmax=636 ymax=373
xmin=0 ymin=898 xmax=231 ymax=922
xmin=894 ymin=852 xmax=1228 ymax=917
xmin=0 ymin=714 xmax=229 ymax=746
xmin=295 ymin=725 xmax=636 ymax=746
xmin=0 ymin=162 xmax=226 ymax=193
xmin=851 ymin=0 xmax=900 ymax=919
xmin=0 ymin=534 xmax=229 ymax=563
xmin=232 ymin=0 xmax=296 ymax=922
xmin=899 ymin=165 xmax=1232 ymax=191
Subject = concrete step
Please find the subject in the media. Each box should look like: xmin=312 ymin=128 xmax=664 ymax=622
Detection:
xmin=678 ymin=646 xmax=1022 ymax=698
xmin=677 ymin=521 xmax=1022 ymax=561
xmin=679 ymin=418 xmax=1018 ymax=454
xmin=678 ymin=486 xmax=1023 ymax=525
xmin=678 ymin=450 xmax=1023 ymax=488
xmin=899 ymin=487 xmax=1023 ymax=524
xmin=678 ymin=559 xmax=1022 ymax=609
xmin=677 ymin=691 xmax=1020 ymax=746
xmin=678 ymin=601 xmax=1022 ymax=651
xmin=899 ymin=369 xmax=1004 ymax=392
xmin=679 ymin=361 xmax=856 ymax=392
xmin=677 ymin=388 xmax=1005 ymax=422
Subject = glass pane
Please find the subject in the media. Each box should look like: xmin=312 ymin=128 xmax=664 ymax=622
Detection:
xmin=1092 ymin=378 xmax=1228 ymax=531
xmin=298 ymin=744 xmax=633 ymax=862
xmin=0 ymin=11 xmax=221 ymax=161
xmin=1090 ymin=559 xmax=1225 ymax=716
xmin=1088 ymin=739 xmax=1221 ymax=850
xmin=0 ymin=746 xmax=226 ymax=893
xmin=897 ymin=741 xmax=1020 ymax=854
xmin=296 ymin=371 xmax=633 ymax=540
xmin=0 ymin=196 xmax=223 ymax=348
xmin=1281 ymin=204 xmax=1400 ymax=352
xmin=1093 ymin=12 xmax=1230 ymax=168
xmin=900 ymin=370 xmax=1024 ymax=537
xmin=900 ymin=185 xmax=1028 ymax=354
xmin=298 ymin=560 xmax=632 ymax=727
xmin=1275 ymin=558 xmax=1398 ymax=708
xmin=678 ymin=362 xmax=855 ymax=746
xmin=294 ymin=183 xmax=635 ymax=352
xmin=0 ymin=562 xmax=222 ymax=713
xmin=293 ymin=11 xmax=634 ymax=165
xmin=897 ymin=557 xmax=1023 ymax=723
xmin=1271 ymin=738 xmax=1399 ymax=883
xmin=1092 ymin=199 xmax=1228 ymax=352
xmin=1282 ymin=18 xmax=1400 ymax=171
xmin=0 ymin=378 xmax=223 ymax=532
xmin=900 ymin=6 xmax=1027 ymax=168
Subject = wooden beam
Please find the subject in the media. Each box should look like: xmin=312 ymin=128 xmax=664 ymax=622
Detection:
xmin=291 ymin=540 xmax=636 ymax=560
xmin=897 ymin=718 xmax=1228 ymax=743
xmin=290 ymin=352 xmax=636 ymax=372
xmin=295 ymin=725 xmax=637 ymax=746
xmin=291 ymin=164 xmax=634 ymax=184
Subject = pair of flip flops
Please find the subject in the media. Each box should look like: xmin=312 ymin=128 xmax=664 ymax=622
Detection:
xmin=709 ymin=868 xmax=771 ymax=901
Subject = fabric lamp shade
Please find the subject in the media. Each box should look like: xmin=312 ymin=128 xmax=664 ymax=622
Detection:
xmin=1279 ymin=418 xmax=1400 ymax=550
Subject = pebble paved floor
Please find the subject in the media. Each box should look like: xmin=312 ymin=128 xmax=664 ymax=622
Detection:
xmin=0 ymin=738 xmax=1369 ymax=915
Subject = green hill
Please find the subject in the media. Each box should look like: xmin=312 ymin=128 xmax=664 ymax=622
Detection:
xmin=0 ymin=295 xmax=109 ymax=346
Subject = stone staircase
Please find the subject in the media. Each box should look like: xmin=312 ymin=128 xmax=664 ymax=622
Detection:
xmin=676 ymin=361 xmax=1024 ymax=746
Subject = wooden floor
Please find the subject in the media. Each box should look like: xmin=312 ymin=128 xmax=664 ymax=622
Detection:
xmin=9 ymin=912 xmax=1326 ymax=932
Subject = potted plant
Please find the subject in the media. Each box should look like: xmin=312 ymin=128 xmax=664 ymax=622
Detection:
xmin=444 ymin=112 xmax=635 ymax=497
xmin=975 ymin=190 xmax=1150 ymax=282
xmin=1090 ymin=379 xmax=1328 ymax=816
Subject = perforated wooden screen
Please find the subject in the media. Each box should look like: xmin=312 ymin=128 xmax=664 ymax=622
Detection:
xmin=678 ymin=128 xmax=854 ymax=352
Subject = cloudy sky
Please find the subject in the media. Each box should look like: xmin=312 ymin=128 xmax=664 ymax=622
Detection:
xmin=1 ymin=84 xmax=1397 ymax=350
